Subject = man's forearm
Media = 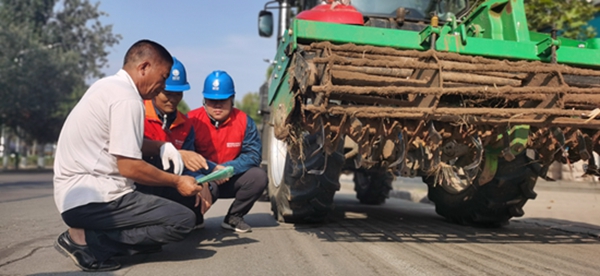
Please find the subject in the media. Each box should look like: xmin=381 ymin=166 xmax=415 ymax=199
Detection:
xmin=117 ymin=156 xmax=179 ymax=187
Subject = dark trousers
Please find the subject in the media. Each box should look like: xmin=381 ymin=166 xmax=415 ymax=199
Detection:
xmin=61 ymin=191 xmax=195 ymax=262
xmin=135 ymin=183 xmax=211 ymax=225
xmin=136 ymin=166 xmax=267 ymax=223
xmin=216 ymin=167 xmax=267 ymax=219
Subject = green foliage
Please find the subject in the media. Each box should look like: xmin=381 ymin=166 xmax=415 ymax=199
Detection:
xmin=50 ymin=0 xmax=121 ymax=79
xmin=524 ymin=0 xmax=599 ymax=40
xmin=468 ymin=0 xmax=598 ymax=40
xmin=266 ymin=64 xmax=274 ymax=79
xmin=0 ymin=0 xmax=121 ymax=143
xmin=235 ymin=92 xmax=262 ymax=125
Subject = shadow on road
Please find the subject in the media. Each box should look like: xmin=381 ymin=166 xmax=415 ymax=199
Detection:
xmin=116 ymin=213 xmax=280 ymax=268
xmin=119 ymin=233 xmax=218 ymax=268
xmin=292 ymin=196 xmax=600 ymax=245
xmin=114 ymin=213 xmax=278 ymax=270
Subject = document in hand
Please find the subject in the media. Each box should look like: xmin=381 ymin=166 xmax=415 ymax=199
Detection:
xmin=195 ymin=166 xmax=234 ymax=184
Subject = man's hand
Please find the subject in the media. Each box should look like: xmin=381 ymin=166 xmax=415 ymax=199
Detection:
xmin=195 ymin=183 xmax=213 ymax=215
xmin=212 ymin=165 xmax=230 ymax=185
xmin=175 ymin=175 xmax=202 ymax=197
xmin=160 ymin=142 xmax=184 ymax=175
xmin=179 ymin=150 xmax=208 ymax=172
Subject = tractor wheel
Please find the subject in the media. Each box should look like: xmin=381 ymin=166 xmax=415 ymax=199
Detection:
xmin=423 ymin=152 xmax=538 ymax=227
xmin=353 ymin=169 xmax=393 ymax=205
xmin=266 ymin=123 xmax=344 ymax=223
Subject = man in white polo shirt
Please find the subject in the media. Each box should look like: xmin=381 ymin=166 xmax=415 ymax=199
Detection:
xmin=53 ymin=39 xmax=208 ymax=272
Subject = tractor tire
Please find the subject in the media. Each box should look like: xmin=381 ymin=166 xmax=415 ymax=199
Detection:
xmin=266 ymin=123 xmax=344 ymax=223
xmin=423 ymin=152 xmax=538 ymax=227
xmin=257 ymin=113 xmax=271 ymax=202
xmin=353 ymin=169 xmax=393 ymax=205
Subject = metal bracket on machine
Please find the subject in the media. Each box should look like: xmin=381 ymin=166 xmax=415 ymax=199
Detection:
xmin=463 ymin=136 xmax=483 ymax=184
xmin=419 ymin=15 xmax=440 ymax=48
xmin=307 ymin=117 xmax=327 ymax=175
xmin=531 ymin=127 xmax=566 ymax=180
xmin=401 ymin=145 xmax=423 ymax=178
xmin=585 ymin=132 xmax=600 ymax=176
xmin=388 ymin=130 xmax=407 ymax=172
xmin=551 ymin=127 xmax=566 ymax=155
xmin=536 ymin=37 xmax=560 ymax=57
xmin=293 ymin=52 xmax=317 ymax=95
xmin=576 ymin=130 xmax=591 ymax=161
xmin=419 ymin=26 xmax=440 ymax=45
xmin=443 ymin=13 xmax=471 ymax=46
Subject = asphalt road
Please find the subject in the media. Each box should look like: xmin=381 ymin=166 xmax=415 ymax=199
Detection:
xmin=1 ymin=172 xmax=600 ymax=275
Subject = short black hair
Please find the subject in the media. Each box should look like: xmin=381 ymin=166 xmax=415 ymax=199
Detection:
xmin=123 ymin=39 xmax=172 ymax=67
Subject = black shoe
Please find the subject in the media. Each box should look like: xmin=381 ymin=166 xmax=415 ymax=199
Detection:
xmin=221 ymin=216 xmax=252 ymax=233
xmin=54 ymin=231 xmax=121 ymax=272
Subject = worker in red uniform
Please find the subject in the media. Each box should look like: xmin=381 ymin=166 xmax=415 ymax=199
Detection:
xmin=188 ymin=70 xmax=267 ymax=233
xmin=138 ymin=57 xmax=215 ymax=228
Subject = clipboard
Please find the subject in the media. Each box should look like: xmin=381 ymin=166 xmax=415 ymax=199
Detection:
xmin=195 ymin=166 xmax=234 ymax=184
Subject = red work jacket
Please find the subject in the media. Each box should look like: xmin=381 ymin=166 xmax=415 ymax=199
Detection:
xmin=187 ymin=107 xmax=246 ymax=163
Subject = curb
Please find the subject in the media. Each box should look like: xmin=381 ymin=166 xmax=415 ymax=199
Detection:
xmin=0 ymin=168 xmax=54 ymax=174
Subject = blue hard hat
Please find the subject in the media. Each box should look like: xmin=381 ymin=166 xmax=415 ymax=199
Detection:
xmin=202 ymin=70 xmax=235 ymax=100
xmin=165 ymin=57 xmax=190 ymax=92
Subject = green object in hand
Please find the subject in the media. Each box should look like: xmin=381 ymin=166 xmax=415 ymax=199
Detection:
xmin=195 ymin=166 xmax=234 ymax=184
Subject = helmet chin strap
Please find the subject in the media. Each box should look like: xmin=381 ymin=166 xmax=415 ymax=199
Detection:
xmin=204 ymin=99 xmax=221 ymax=129
xmin=203 ymin=97 xmax=234 ymax=129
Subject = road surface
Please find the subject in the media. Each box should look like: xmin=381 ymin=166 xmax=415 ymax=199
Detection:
xmin=1 ymin=172 xmax=599 ymax=275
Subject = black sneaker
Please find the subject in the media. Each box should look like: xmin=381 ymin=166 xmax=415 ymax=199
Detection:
xmin=221 ymin=216 xmax=252 ymax=233
xmin=54 ymin=231 xmax=121 ymax=272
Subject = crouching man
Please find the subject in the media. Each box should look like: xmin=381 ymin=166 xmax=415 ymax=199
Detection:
xmin=53 ymin=40 xmax=207 ymax=272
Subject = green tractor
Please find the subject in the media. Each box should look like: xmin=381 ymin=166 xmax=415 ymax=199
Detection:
xmin=257 ymin=0 xmax=600 ymax=226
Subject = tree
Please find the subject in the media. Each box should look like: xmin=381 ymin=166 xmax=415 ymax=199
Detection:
xmin=524 ymin=0 xmax=599 ymax=39
xmin=0 ymin=0 xmax=121 ymax=143
xmin=235 ymin=92 xmax=262 ymax=125
xmin=467 ymin=0 xmax=599 ymax=40
xmin=47 ymin=0 xmax=121 ymax=79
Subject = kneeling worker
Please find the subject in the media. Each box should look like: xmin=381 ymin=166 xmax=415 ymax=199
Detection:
xmin=138 ymin=57 xmax=215 ymax=228
xmin=188 ymin=70 xmax=267 ymax=233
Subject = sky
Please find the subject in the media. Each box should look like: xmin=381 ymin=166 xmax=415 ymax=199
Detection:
xmin=93 ymin=0 xmax=280 ymax=110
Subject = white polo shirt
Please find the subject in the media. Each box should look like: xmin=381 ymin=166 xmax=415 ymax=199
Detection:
xmin=53 ymin=69 xmax=145 ymax=213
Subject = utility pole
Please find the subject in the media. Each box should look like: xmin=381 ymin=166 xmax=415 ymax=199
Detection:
xmin=1 ymin=125 xmax=7 ymax=169
xmin=15 ymin=127 xmax=20 ymax=170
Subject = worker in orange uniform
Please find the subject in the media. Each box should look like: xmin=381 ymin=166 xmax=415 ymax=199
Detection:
xmin=138 ymin=57 xmax=215 ymax=229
